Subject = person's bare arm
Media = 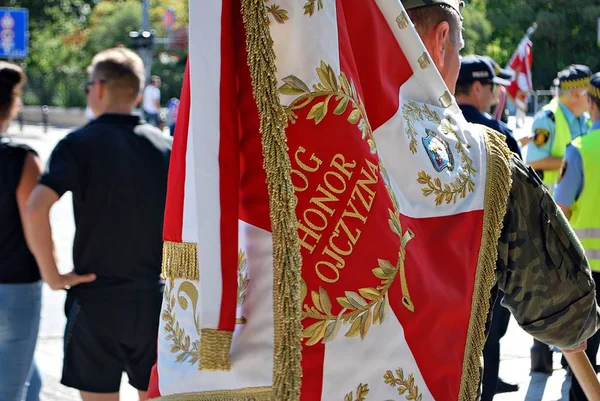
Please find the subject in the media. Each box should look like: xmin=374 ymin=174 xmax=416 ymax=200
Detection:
xmin=528 ymin=156 xmax=563 ymax=172
xmin=24 ymin=184 xmax=96 ymax=290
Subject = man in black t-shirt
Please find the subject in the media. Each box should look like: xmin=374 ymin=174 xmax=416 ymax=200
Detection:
xmin=25 ymin=48 xmax=172 ymax=401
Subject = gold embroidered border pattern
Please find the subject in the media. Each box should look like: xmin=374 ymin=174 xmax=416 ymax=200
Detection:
xmin=403 ymin=101 xmax=477 ymax=206
xmin=300 ymin=209 xmax=415 ymax=346
xmin=162 ymin=279 xmax=201 ymax=365
xmin=280 ymin=61 xmax=376 ymax=154
xmin=153 ymin=386 xmax=273 ymax=401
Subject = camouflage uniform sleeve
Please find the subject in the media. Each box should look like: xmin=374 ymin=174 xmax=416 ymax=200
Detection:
xmin=496 ymin=155 xmax=600 ymax=349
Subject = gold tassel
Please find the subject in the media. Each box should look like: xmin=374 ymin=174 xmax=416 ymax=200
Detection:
xmin=240 ymin=0 xmax=303 ymax=400
xmin=458 ymin=127 xmax=513 ymax=400
xmin=162 ymin=241 xmax=198 ymax=280
xmin=199 ymin=329 xmax=233 ymax=371
xmin=152 ymin=386 xmax=272 ymax=401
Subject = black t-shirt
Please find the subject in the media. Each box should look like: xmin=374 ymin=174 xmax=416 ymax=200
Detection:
xmin=459 ymin=104 xmax=523 ymax=159
xmin=0 ymin=140 xmax=41 ymax=283
xmin=40 ymin=114 xmax=172 ymax=295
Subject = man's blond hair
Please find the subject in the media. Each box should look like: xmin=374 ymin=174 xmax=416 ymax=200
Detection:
xmin=89 ymin=47 xmax=145 ymax=101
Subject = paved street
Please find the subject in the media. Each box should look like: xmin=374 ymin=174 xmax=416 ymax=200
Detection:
xmin=3 ymin=120 xmax=589 ymax=400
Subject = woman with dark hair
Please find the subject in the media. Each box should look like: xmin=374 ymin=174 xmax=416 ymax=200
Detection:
xmin=0 ymin=62 xmax=43 ymax=401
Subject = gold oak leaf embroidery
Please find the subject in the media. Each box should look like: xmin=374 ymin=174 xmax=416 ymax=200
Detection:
xmin=344 ymin=383 xmax=370 ymax=401
xmin=236 ymin=250 xmax=249 ymax=324
xmin=264 ymin=1 xmax=289 ymax=24
xmin=383 ymin=368 xmax=423 ymax=401
xmin=280 ymin=61 xmax=376 ymax=154
xmin=404 ymin=101 xmax=476 ymax=206
xmin=162 ymin=279 xmax=201 ymax=365
xmin=301 ymin=209 xmax=415 ymax=346
xmin=402 ymin=102 xmax=440 ymax=154
xmin=303 ymin=0 xmax=324 ymax=16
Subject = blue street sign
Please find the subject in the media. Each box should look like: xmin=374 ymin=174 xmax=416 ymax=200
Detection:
xmin=0 ymin=8 xmax=28 ymax=59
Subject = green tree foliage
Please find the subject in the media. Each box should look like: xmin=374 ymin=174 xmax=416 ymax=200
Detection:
xmin=464 ymin=0 xmax=600 ymax=89
xmin=461 ymin=0 xmax=492 ymax=55
xmin=5 ymin=0 xmax=188 ymax=107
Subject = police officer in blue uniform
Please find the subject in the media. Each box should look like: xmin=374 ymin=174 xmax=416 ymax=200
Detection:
xmin=456 ymin=55 xmax=522 ymax=159
xmin=455 ymin=54 xmax=520 ymax=399
xmin=526 ymin=65 xmax=591 ymax=192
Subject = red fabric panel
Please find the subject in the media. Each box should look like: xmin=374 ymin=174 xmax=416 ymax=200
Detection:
xmin=391 ymin=211 xmax=484 ymax=400
xmin=162 ymin=61 xmax=191 ymax=242
xmin=236 ymin=5 xmax=271 ymax=233
xmin=217 ymin=0 xmax=241 ymax=332
xmin=146 ymin=363 xmax=161 ymax=398
xmin=340 ymin=1 xmax=413 ymax=133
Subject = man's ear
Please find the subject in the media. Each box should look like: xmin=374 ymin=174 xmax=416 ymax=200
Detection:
xmin=430 ymin=21 xmax=451 ymax=70
xmin=97 ymin=80 xmax=105 ymax=100
xmin=472 ymin=81 xmax=482 ymax=96
xmin=135 ymin=93 xmax=143 ymax=106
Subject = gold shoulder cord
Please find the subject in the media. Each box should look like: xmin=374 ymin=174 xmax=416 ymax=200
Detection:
xmin=241 ymin=0 xmax=304 ymax=401
xmin=458 ymin=129 xmax=512 ymax=400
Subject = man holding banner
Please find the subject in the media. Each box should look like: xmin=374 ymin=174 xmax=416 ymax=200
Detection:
xmin=147 ymin=1 xmax=599 ymax=400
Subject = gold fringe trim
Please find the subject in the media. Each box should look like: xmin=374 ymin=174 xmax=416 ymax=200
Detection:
xmin=458 ymin=127 xmax=512 ymax=401
xmin=199 ymin=329 xmax=233 ymax=371
xmin=162 ymin=241 xmax=199 ymax=280
xmin=241 ymin=1 xmax=303 ymax=400
xmin=152 ymin=386 xmax=272 ymax=401
xmin=560 ymin=76 xmax=590 ymax=90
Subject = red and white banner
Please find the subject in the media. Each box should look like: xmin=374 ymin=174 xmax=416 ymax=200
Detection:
xmin=506 ymin=37 xmax=534 ymax=112
xmin=148 ymin=1 xmax=511 ymax=400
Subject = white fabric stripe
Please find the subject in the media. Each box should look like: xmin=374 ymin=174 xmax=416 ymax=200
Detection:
xmin=157 ymin=223 xmax=274 ymax=395
xmin=586 ymin=249 xmax=600 ymax=260
xmin=374 ymin=0 xmax=460 ymax=115
xmin=320 ymin=307 xmax=434 ymax=400
xmin=188 ymin=1 xmax=222 ymax=329
xmin=181 ymin=111 xmax=198 ymax=245
xmin=270 ymin=0 xmax=340 ymax=107
xmin=574 ymin=228 xmax=600 ymax=239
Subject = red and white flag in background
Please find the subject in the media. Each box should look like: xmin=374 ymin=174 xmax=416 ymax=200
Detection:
xmin=506 ymin=34 xmax=534 ymax=112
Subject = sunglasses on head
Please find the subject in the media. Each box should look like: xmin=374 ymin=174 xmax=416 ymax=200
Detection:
xmin=84 ymin=79 xmax=107 ymax=94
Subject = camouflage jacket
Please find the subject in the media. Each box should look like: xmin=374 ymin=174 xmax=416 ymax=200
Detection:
xmin=495 ymin=155 xmax=600 ymax=349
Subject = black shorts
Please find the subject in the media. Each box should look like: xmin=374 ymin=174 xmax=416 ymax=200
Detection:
xmin=61 ymin=290 xmax=163 ymax=393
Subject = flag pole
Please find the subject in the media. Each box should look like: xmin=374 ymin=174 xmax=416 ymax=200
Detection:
xmin=507 ymin=22 xmax=537 ymax=67
xmin=564 ymin=351 xmax=600 ymax=400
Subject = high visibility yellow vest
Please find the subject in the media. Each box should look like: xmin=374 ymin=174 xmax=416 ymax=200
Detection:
xmin=570 ymin=130 xmax=600 ymax=271
xmin=542 ymin=99 xmax=573 ymax=186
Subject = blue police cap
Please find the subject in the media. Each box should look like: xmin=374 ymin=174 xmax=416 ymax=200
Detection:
xmin=458 ymin=55 xmax=511 ymax=86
